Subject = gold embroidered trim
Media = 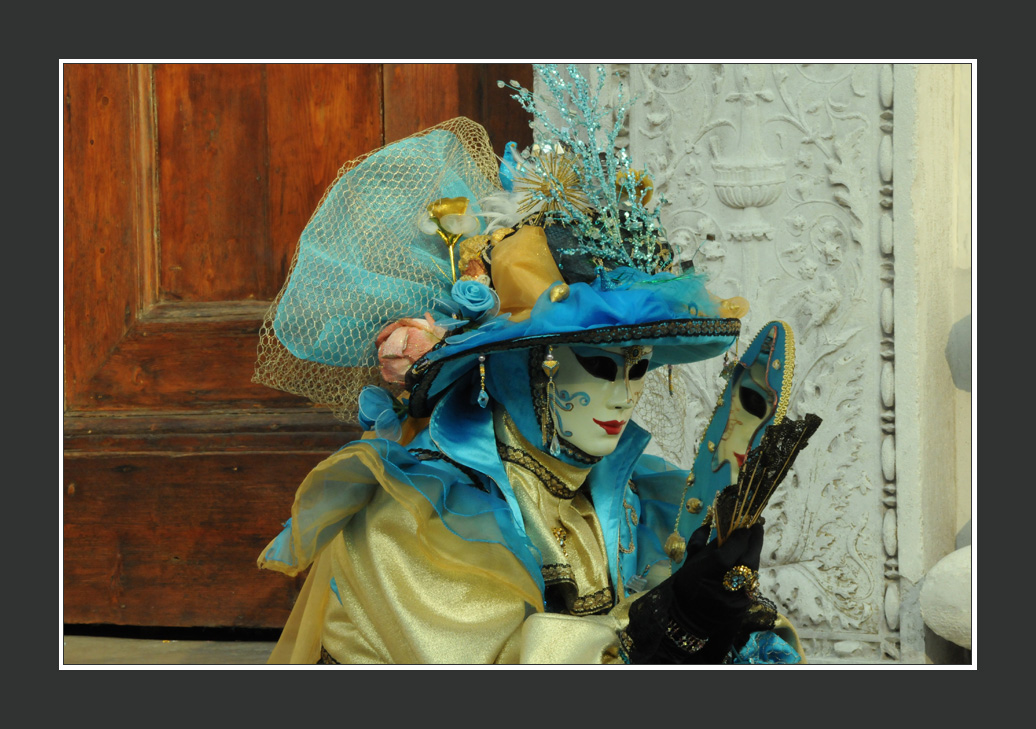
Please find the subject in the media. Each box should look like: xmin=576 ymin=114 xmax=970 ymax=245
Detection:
xmin=542 ymin=562 xmax=576 ymax=584
xmin=664 ymin=619 xmax=708 ymax=654
xmin=558 ymin=439 xmax=601 ymax=464
xmin=541 ymin=564 xmax=615 ymax=616
xmin=618 ymin=628 xmax=635 ymax=659
xmin=625 ymin=491 xmax=639 ymax=526
xmin=497 ymin=442 xmax=578 ymax=499
xmin=570 ymin=586 xmax=615 ymax=616
xmin=774 ymin=320 xmax=794 ymax=426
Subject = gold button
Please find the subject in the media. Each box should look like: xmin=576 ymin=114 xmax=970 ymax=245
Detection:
xmin=549 ymin=283 xmax=571 ymax=302
xmin=719 ymin=296 xmax=749 ymax=319
xmin=707 ymin=441 xmax=715 ymax=452
xmin=685 ymin=498 xmax=702 ymax=514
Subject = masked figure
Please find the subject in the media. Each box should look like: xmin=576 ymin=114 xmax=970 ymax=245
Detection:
xmin=254 ymin=67 xmax=805 ymax=664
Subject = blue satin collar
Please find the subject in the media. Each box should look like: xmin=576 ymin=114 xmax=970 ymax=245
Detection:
xmin=420 ymin=379 xmax=655 ymax=599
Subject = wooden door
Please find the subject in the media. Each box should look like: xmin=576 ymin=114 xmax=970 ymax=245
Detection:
xmin=63 ymin=63 xmax=533 ymax=629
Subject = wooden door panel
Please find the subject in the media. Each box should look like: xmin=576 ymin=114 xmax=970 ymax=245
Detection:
xmin=384 ymin=63 xmax=533 ymax=152
xmin=66 ymin=63 xmax=387 ymax=414
xmin=265 ymin=64 xmax=384 ymax=265
xmin=154 ymin=63 xmax=384 ymax=303
xmin=66 ymin=301 xmax=311 ymax=412
xmin=65 ymin=408 xmax=353 ymax=625
xmin=384 ymin=63 xmax=481 ymax=141
xmin=63 ymin=64 xmax=154 ymax=406
xmin=64 ymin=450 xmax=330 ymax=627
xmin=155 ymin=63 xmax=270 ymax=302
xmin=63 ymin=62 xmax=534 ymax=629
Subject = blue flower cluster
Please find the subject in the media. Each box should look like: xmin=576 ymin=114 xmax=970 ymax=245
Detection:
xmin=432 ymin=279 xmax=502 ymax=331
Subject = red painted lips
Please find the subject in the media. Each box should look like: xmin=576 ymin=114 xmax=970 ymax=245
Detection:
xmin=593 ymin=419 xmax=626 ymax=435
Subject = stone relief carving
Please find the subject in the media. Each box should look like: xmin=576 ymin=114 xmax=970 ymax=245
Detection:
xmin=608 ymin=63 xmax=899 ymax=663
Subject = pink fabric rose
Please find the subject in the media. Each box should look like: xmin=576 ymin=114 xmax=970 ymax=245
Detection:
xmin=375 ymin=313 xmax=447 ymax=384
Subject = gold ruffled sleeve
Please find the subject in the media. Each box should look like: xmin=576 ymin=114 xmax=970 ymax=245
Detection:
xmin=317 ymin=483 xmax=639 ymax=664
xmin=265 ymin=550 xmax=333 ymax=664
xmin=262 ymin=437 xmax=644 ymax=664
xmin=269 ymin=484 xmax=640 ymax=664
xmin=318 ymin=482 xmax=537 ymax=664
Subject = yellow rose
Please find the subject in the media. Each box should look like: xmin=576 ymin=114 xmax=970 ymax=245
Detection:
xmin=429 ymin=197 xmax=469 ymax=219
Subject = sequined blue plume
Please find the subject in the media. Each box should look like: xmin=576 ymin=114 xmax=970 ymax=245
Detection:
xmin=498 ymin=64 xmax=673 ymax=276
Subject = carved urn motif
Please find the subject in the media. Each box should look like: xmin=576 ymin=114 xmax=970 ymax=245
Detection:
xmin=710 ymin=65 xmax=786 ymax=241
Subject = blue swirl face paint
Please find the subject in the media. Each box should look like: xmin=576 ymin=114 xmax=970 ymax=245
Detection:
xmin=550 ymin=345 xmax=653 ymax=457
xmin=552 ymin=388 xmax=590 ymax=437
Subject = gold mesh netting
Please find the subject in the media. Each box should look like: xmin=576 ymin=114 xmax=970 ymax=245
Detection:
xmin=253 ymin=117 xmax=502 ymax=423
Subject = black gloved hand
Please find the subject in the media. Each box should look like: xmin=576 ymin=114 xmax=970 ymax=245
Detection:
xmin=669 ymin=523 xmax=764 ymax=641
xmin=621 ymin=522 xmax=764 ymax=664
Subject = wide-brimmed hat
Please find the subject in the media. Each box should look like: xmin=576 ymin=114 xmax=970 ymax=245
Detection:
xmin=254 ymin=66 xmax=746 ymax=426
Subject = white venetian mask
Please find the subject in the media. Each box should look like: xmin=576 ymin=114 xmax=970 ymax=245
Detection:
xmin=548 ymin=345 xmax=653 ymax=458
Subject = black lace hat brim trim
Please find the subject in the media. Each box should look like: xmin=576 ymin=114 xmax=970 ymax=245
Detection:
xmin=406 ymin=317 xmax=741 ymax=418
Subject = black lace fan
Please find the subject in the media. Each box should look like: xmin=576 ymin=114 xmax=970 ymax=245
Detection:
xmin=713 ymin=413 xmax=822 ymax=545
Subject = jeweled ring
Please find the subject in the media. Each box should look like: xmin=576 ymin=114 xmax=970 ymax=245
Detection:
xmin=722 ymin=565 xmax=759 ymax=592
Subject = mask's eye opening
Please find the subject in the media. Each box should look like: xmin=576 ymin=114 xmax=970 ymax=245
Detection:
xmin=628 ymin=358 xmax=649 ymax=381
xmin=738 ymin=382 xmax=768 ymax=419
xmin=572 ymin=352 xmax=619 ymax=381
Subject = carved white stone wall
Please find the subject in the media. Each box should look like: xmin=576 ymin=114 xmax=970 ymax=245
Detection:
xmin=617 ymin=62 xmax=892 ymax=663
xmin=534 ymin=63 xmax=970 ymax=664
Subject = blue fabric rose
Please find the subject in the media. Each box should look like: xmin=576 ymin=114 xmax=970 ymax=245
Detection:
xmin=451 ymin=279 xmax=500 ymax=322
xmin=429 ymin=296 xmax=467 ymax=331
xmin=357 ymin=386 xmax=406 ymax=442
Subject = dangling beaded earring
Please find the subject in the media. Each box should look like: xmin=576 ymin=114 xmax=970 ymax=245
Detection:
xmin=542 ymin=346 xmax=561 ymax=456
xmin=477 ymin=354 xmax=489 ymax=408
